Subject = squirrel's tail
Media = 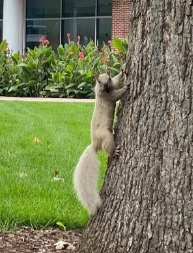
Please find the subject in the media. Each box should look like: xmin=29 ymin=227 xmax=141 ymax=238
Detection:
xmin=73 ymin=144 xmax=101 ymax=214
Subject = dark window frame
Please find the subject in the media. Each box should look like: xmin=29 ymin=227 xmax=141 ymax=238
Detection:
xmin=25 ymin=0 xmax=112 ymax=49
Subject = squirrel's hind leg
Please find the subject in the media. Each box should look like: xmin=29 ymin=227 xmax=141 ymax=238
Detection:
xmin=101 ymin=131 xmax=116 ymax=158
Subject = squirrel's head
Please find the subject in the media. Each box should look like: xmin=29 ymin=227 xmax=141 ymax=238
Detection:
xmin=94 ymin=73 xmax=112 ymax=93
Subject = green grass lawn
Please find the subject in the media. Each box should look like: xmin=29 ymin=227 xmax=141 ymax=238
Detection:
xmin=0 ymin=101 xmax=107 ymax=230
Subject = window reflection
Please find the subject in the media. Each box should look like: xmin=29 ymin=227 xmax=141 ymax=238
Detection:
xmin=0 ymin=0 xmax=3 ymax=19
xmin=62 ymin=19 xmax=95 ymax=45
xmin=0 ymin=21 xmax=2 ymax=42
xmin=97 ymin=18 xmax=111 ymax=48
xmin=26 ymin=20 xmax=60 ymax=51
xmin=97 ymin=0 xmax=112 ymax=16
xmin=62 ymin=0 xmax=95 ymax=17
xmin=25 ymin=0 xmax=112 ymax=50
xmin=26 ymin=0 xmax=60 ymax=18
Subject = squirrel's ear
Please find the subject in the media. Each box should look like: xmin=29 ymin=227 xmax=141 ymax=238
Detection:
xmin=106 ymin=69 xmax=110 ymax=76
xmin=93 ymin=73 xmax=99 ymax=80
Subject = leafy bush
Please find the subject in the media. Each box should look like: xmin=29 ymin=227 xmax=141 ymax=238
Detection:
xmin=0 ymin=36 xmax=128 ymax=98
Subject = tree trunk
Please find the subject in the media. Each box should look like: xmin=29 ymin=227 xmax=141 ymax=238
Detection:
xmin=76 ymin=1 xmax=193 ymax=252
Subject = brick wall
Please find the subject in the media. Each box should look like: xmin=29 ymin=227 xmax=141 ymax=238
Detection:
xmin=112 ymin=0 xmax=132 ymax=39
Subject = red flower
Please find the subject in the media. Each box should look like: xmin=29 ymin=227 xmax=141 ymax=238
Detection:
xmin=67 ymin=33 xmax=71 ymax=43
xmin=43 ymin=39 xmax=50 ymax=45
xmin=39 ymin=36 xmax=50 ymax=46
xmin=79 ymin=52 xmax=84 ymax=59
xmin=39 ymin=36 xmax=45 ymax=43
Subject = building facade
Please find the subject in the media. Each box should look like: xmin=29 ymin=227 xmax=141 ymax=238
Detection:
xmin=0 ymin=0 xmax=132 ymax=52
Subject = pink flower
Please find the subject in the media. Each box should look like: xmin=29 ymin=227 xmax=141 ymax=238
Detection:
xmin=67 ymin=33 xmax=71 ymax=43
xmin=79 ymin=52 xmax=84 ymax=59
xmin=43 ymin=39 xmax=50 ymax=45
xmin=108 ymin=40 xmax=112 ymax=45
xmin=39 ymin=36 xmax=50 ymax=46
xmin=39 ymin=36 xmax=45 ymax=43
xmin=77 ymin=36 xmax=80 ymax=42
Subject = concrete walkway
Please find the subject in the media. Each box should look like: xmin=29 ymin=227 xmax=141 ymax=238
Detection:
xmin=0 ymin=96 xmax=94 ymax=103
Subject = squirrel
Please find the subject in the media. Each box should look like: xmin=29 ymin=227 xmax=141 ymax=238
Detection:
xmin=73 ymin=70 xmax=128 ymax=215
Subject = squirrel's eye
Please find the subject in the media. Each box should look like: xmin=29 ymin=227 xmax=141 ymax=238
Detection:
xmin=98 ymin=80 xmax=101 ymax=84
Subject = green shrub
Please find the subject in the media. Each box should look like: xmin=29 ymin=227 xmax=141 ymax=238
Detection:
xmin=0 ymin=36 xmax=128 ymax=98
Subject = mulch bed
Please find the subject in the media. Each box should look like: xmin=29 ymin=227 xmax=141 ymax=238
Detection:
xmin=0 ymin=227 xmax=82 ymax=253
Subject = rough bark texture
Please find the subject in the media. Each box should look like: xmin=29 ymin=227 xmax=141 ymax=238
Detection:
xmin=76 ymin=1 xmax=193 ymax=252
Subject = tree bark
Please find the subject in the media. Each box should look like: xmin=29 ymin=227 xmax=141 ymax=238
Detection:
xmin=76 ymin=1 xmax=193 ymax=252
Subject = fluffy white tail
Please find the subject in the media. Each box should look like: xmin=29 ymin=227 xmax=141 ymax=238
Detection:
xmin=73 ymin=144 xmax=101 ymax=214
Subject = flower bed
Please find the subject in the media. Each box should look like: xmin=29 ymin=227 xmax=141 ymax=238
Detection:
xmin=0 ymin=35 xmax=128 ymax=98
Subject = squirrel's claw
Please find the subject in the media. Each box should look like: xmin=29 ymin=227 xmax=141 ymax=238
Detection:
xmin=113 ymin=145 xmax=121 ymax=157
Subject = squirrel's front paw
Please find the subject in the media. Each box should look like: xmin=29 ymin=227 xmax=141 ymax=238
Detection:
xmin=121 ymin=69 xmax=126 ymax=78
xmin=123 ymin=84 xmax=129 ymax=91
xmin=113 ymin=145 xmax=121 ymax=157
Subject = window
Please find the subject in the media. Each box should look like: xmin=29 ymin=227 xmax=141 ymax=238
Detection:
xmin=62 ymin=19 xmax=95 ymax=45
xmin=26 ymin=0 xmax=112 ymax=50
xmin=0 ymin=0 xmax=3 ymax=42
xmin=97 ymin=18 xmax=111 ymax=48
xmin=0 ymin=0 xmax=3 ymax=19
xmin=62 ymin=0 xmax=95 ymax=17
xmin=97 ymin=0 xmax=112 ymax=16
xmin=0 ymin=21 xmax=2 ymax=42
xmin=26 ymin=20 xmax=60 ymax=51
xmin=26 ymin=0 xmax=60 ymax=18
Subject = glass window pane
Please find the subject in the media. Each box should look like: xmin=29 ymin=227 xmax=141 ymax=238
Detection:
xmin=0 ymin=0 xmax=3 ymax=19
xmin=62 ymin=0 xmax=95 ymax=17
xmin=62 ymin=19 xmax=95 ymax=45
xmin=26 ymin=20 xmax=60 ymax=51
xmin=97 ymin=0 xmax=112 ymax=16
xmin=26 ymin=0 xmax=60 ymax=18
xmin=97 ymin=18 xmax=111 ymax=48
xmin=0 ymin=21 xmax=2 ymax=42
